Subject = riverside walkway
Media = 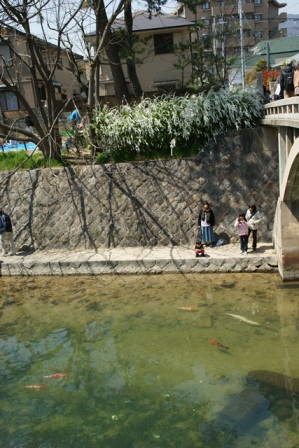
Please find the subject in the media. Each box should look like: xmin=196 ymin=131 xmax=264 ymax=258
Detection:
xmin=0 ymin=243 xmax=277 ymax=276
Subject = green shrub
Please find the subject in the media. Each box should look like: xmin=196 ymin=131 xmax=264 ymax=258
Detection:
xmin=91 ymin=86 xmax=262 ymax=160
xmin=95 ymin=152 xmax=110 ymax=164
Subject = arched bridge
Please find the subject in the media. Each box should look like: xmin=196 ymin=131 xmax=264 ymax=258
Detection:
xmin=262 ymin=98 xmax=299 ymax=281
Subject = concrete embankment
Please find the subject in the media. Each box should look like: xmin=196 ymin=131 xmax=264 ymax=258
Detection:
xmin=0 ymin=243 xmax=278 ymax=276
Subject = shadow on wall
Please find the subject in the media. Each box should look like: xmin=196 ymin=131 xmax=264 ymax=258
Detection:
xmin=0 ymin=127 xmax=279 ymax=251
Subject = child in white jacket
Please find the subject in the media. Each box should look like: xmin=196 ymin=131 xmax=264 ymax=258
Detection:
xmin=235 ymin=213 xmax=250 ymax=255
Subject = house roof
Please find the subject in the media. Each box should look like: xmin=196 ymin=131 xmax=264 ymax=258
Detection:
xmin=0 ymin=26 xmax=84 ymax=59
xmin=230 ymin=36 xmax=299 ymax=70
xmin=98 ymin=11 xmax=195 ymax=34
xmin=251 ymin=36 xmax=299 ymax=57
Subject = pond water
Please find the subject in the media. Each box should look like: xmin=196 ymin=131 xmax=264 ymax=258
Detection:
xmin=0 ymin=273 xmax=299 ymax=448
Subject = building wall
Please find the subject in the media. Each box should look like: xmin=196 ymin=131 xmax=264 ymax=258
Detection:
xmin=182 ymin=0 xmax=286 ymax=50
xmin=99 ymin=27 xmax=193 ymax=96
xmin=0 ymin=28 xmax=82 ymax=111
xmin=0 ymin=127 xmax=279 ymax=252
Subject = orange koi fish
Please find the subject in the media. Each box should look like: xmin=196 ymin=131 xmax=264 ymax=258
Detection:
xmin=44 ymin=373 xmax=68 ymax=379
xmin=177 ymin=307 xmax=198 ymax=311
xmin=22 ymin=385 xmax=46 ymax=389
xmin=209 ymin=340 xmax=229 ymax=349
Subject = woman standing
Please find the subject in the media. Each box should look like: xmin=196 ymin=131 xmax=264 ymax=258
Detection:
xmin=294 ymin=62 xmax=299 ymax=96
xmin=245 ymin=204 xmax=262 ymax=251
xmin=197 ymin=201 xmax=216 ymax=247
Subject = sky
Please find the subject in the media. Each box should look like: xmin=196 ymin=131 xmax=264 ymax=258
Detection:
xmin=28 ymin=0 xmax=299 ymax=52
xmin=280 ymin=0 xmax=299 ymax=15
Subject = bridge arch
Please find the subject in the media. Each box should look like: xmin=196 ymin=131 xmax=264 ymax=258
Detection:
xmin=280 ymin=139 xmax=299 ymax=202
xmin=263 ymin=99 xmax=299 ymax=280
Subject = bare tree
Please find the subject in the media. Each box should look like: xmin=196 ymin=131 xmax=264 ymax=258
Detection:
xmin=0 ymin=0 xmax=87 ymax=160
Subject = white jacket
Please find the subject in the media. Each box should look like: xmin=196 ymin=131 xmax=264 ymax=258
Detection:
xmin=245 ymin=209 xmax=262 ymax=230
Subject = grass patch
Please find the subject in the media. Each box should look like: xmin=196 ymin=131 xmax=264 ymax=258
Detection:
xmin=0 ymin=150 xmax=69 ymax=171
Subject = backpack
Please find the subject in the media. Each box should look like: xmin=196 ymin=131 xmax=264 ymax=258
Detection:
xmin=283 ymin=71 xmax=294 ymax=92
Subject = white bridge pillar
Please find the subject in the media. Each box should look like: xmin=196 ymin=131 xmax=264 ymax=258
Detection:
xmin=274 ymin=134 xmax=299 ymax=280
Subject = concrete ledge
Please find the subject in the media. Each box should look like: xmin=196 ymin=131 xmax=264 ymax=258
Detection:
xmin=0 ymin=243 xmax=278 ymax=276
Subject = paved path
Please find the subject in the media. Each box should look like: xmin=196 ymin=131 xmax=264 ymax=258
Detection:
xmin=0 ymin=243 xmax=278 ymax=276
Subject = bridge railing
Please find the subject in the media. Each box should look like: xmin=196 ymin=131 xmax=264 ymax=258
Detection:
xmin=263 ymin=97 xmax=299 ymax=117
xmin=262 ymin=97 xmax=299 ymax=129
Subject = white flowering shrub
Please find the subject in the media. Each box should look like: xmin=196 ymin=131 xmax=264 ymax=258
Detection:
xmin=92 ymin=87 xmax=262 ymax=158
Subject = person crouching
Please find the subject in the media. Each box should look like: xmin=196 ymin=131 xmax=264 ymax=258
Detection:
xmin=194 ymin=239 xmax=205 ymax=257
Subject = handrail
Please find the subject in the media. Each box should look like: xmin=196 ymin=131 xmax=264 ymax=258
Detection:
xmin=263 ymin=98 xmax=299 ymax=117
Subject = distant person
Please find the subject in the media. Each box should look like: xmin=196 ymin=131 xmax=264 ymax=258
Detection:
xmin=194 ymin=239 xmax=205 ymax=257
xmin=279 ymin=63 xmax=294 ymax=98
xmin=294 ymin=62 xmax=299 ymax=96
xmin=197 ymin=201 xmax=215 ymax=247
xmin=273 ymin=76 xmax=283 ymax=101
xmin=263 ymin=85 xmax=271 ymax=103
xmin=234 ymin=213 xmax=249 ymax=255
xmin=24 ymin=115 xmax=34 ymax=133
xmin=68 ymin=109 xmax=81 ymax=127
xmin=245 ymin=204 xmax=262 ymax=251
xmin=0 ymin=209 xmax=16 ymax=256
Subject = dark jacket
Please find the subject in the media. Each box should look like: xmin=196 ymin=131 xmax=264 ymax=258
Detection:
xmin=279 ymin=64 xmax=294 ymax=96
xmin=25 ymin=116 xmax=34 ymax=127
xmin=198 ymin=208 xmax=215 ymax=227
xmin=0 ymin=213 xmax=13 ymax=233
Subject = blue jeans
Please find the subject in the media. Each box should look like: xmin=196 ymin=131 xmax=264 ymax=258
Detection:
xmin=240 ymin=235 xmax=248 ymax=253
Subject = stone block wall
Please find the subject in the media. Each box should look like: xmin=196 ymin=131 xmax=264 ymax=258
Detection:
xmin=0 ymin=127 xmax=279 ymax=251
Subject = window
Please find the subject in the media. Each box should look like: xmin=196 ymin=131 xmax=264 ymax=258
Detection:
xmin=254 ymin=14 xmax=262 ymax=22
xmin=254 ymin=30 xmax=263 ymax=38
xmin=204 ymin=18 xmax=211 ymax=26
xmin=253 ymin=0 xmax=262 ymax=4
xmin=201 ymin=2 xmax=210 ymax=10
xmin=0 ymin=44 xmax=12 ymax=66
xmin=0 ymin=89 xmax=19 ymax=110
xmin=38 ymin=83 xmax=46 ymax=101
xmin=154 ymin=34 xmax=174 ymax=55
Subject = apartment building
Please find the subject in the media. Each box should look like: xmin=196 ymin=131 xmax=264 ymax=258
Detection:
xmin=176 ymin=0 xmax=287 ymax=55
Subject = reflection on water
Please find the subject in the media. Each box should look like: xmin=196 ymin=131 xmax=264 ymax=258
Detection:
xmin=0 ymin=273 xmax=298 ymax=447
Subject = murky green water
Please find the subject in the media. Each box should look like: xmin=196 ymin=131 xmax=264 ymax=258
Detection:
xmin=0 ymin=273 xmax=299 ymax=448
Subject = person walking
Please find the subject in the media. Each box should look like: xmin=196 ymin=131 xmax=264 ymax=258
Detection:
xmin=294 ymin=62 xmax=299 ymax=96
xmin=197 ymin=201 xmax=216 ymax=247
xmin=273 ymin=76 xmax=283 ymax=100
xmin=24 ymin=115 xmax=34 ymax=133
xmin=245 ymin=204 xmax=262 ymax=251
xmin=235 ymin=213 xmax=249 ymax=255
xmin=0 ymin=209 xmax=16 ymax=256
xmin=279 ymin=63 xmax=295 ymax=99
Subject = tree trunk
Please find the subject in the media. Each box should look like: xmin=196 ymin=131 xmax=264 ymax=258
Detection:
xmin=97 ymin=5 xmax=130 ymax=103
xmin=124 ymin=0 xmax=143 ymax=100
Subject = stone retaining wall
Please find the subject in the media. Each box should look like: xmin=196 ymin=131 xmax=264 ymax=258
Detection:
xmin=0 ymin=127 xmax=279 ymax=251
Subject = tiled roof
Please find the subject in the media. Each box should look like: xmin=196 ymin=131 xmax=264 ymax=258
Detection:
xmin=230 ymin=36 xmax=299 ymax=69
xmin=251 ymin=36 xmax=299 ymax=56
xmin=111 ymin=11 xmax=195 ymax=32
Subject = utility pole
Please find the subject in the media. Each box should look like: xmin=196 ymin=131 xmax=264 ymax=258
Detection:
xmin=266 ymin=42 xmax=270 ymax=70
xmin=238 ymin=0 xmax=245 ymax=88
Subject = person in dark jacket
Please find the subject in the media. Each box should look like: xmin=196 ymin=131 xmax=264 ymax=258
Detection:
xmin=0 ymin=209 xmax=16 ymax=256
xmin=279 ymin=63 xmax=294 ymax=99
xmin=197 ymin=201 xmax=216 ymax=247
